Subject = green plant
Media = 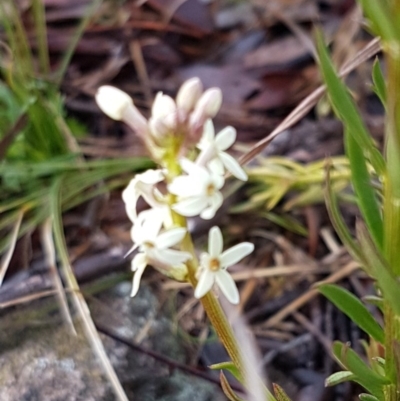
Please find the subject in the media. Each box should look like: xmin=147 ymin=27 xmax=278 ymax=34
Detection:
xmin=0 ymin=2 xmax=151 ymax=400
xmin=315 ymin=2 xmax=400 ymax=399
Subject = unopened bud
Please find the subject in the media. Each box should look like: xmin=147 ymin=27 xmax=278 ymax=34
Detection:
xmin=176 ymin=77 xmax=203 ymax=112
xmin=96 ymin=86 xmax=133 ymax=120
xmin=149 ymin=117 xmax=170 ymax=139
xmin=194 ymin=88 xmax=222 ymax=119
xmin=152 ymin=92 xmax=177 ymax=119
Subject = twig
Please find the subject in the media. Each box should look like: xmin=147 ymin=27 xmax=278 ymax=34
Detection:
xmin=95 ymin=321 xmax=244 ymax=393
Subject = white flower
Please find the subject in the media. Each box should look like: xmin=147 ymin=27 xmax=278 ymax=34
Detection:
xmin=197 ymin=120 xmax=247 ymax=181
xmin=149 ymin=93 xmax=178 ymax=139
xmin=194 ymin=226 xmax=254 ymax=304
xmin=168 ymin=158 xmax=224 ymax=220
xmin=129 ymin=217 xmax=192 ymax=297
xmin=122 ymin=169 xmax=165 ymax=222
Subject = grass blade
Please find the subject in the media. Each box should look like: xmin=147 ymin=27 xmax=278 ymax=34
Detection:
xmin=50 ymin=177 xmax=129 ymax=401
xmin=0 ymin=209 xmax=23 ymax=285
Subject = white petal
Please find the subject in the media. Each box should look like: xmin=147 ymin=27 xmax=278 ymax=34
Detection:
xmin=215 ymin=126 xmax=236 ymax=150
xmin=122 ymin=179 xmax=139 ymax=204
xmin=140 ymin=216 xmax=163 ymax=242
xmin=139 ymin=169 xmax=165 ymax=184
xmin=176 ymin=77 xmax=202 ymax=112
xmin=209 ymin=226 xmax=223 ymax=257
xmin=200 ymin=192 xmax=223 ymax=220
xmin=95 ymin=86 xmax=133 ymax=120
xmin=168 ymin=176 xmax=202 ymax=197
xmin=180 ymin=158 xmax=209 ymax=182
xmin=194 ymin=269 xmax=215 ymax=299
xmin=219 ymin=152 xmax=248 ymax=181
xmin=125 ymin=205 xmax=138 ymax=222
xmin=220 ymin=242 xmax=254 ymax=268
xmin=172 ymin=196 xmax=208 ymax=217
xmin=215 ymin=270 xmax=239 ymax=304
xmin=131 ymin=253 xmax=147 ymax=297
xmin=208 ymin=158 xmax=224 ymax=176
xmin=200 ymin=119 xmax=215 ymax=144
xmin=211 ymin=171 xmax=225 ymax=189
xmin=152 ymin=248 xmax=192 ymax=265
xmin=155 ymin=227 xmax=187 ymax=249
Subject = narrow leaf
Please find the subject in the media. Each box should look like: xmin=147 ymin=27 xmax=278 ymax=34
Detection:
xmin=371 ymin=58 xmax=386 ymax=106
xmin=357 ymin=224 xmax=400 ymax=316
xmin=325 ymin=371 xmax=356 ymax=387
xmin=344 ymin=128 xmax=383 ymax=248
xmin=359 ymin=394 xmax=380 ymax=401
xmin=319 ymin=284 xmax=384 ymax=343
xmin=219 ymin=372 xmax=246 ymax=401
xmin=324 ymin=162 xmax=366 ymax=263
xmin=357 ymin=0 xmax=399 ymax=41
xmin=316 ymin=31 xmax=385 ymax=175
xmin=210 ymin=361 xmax=243 ymax=384
xmin=333 ymin=341 xmax=388 ymax=399
xmin=273 ymin=383 xmax=293 ymax=401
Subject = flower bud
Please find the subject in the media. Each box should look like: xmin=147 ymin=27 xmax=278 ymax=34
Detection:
xmin=152 ymin=92 xmax=177 ymax=119
xmin=149 ymin=116 xmax=170 ymax=139
xmin=95 ymin=86 xmax=133 ymax=120
xmin=188 ymin=88 xmax=222 ymax=140
xmin=176 ymin=77 xmax=203 ymax=113
xmin=195 ymin=88 xmax=222 ymax=119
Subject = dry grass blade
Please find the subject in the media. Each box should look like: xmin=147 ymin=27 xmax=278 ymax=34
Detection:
xmin=51 ymin=179 xmax=129 ymax=401
xmin=162 ymin=263 xmax=328 ymax=290
xmin=239 ymin=37 xmax=381 ymax=167
xmin=263 ymin=260 xmax=360 ymax=328
xmin=0 ymin=209 xmax=24 ymax=286
xmin=41 ymin=217 xmax=76 ymax=334
xmin=58 ymin=246 xmax=129 ymax=401
xmin=0 ymin=289 xmax=59 ymax=309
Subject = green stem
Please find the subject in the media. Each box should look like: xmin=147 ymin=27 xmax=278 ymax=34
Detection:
xmin=382 ymin=7 xmax=400 ymax=397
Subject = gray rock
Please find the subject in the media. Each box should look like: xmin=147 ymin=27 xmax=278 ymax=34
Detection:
xmin=0 ymin=280 xmax=224 ymax=401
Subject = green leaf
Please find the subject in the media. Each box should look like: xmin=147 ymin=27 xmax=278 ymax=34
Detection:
xmin=273 ymin=383 xmax=293 ymax=401
xmin=324 ymin=162 xmax=366 ymax=263
xmin=316 ymin=31 xmax=385 ymax=176
xmin=260 ymin=212 xmax=308 ymax=236
xmin=219 ymin=372 xmax=245 ymax=401
xmin=319 ymin=284 xmax=384 ymax=343
xmin=344 ymin=128 xmax=383 ymax=248
xmin=357 ymin=224 xmax=400 ymax=316
xmin=325 ymin=371 xmax=356 ymax=387
xmin=371 ymin=58 xmax=386 ymax=106
xmin=210 ymin=361 xmax=243 ymax=384
xmin=359 ymin=394 xmax=380 ymax=401
xmin=333 ymin=341 xmax=388 ymax=399
xmin=363 ymin=295 xmax=384 ymax=312
xmin=357 ymin=0 xmax=399 ymax=41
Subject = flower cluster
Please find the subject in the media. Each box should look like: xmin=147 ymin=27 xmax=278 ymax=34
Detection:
xmin=96 ymin=78 xmax=253 ymax=304
xmin=96 ymin=78 xmax=222 ymax=154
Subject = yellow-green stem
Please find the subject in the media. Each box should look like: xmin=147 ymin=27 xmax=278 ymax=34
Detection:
xmin=382 ymin=12 xmax=400 ymax=398
xmin=163 ymin=134 xmax=276 ymax=401
xmin=163 ymin=140 xmax=246 ymax=376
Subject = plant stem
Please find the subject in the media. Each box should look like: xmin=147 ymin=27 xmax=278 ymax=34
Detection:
xmin=383 ymin=9 xmax=400 ymax=398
